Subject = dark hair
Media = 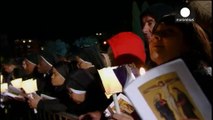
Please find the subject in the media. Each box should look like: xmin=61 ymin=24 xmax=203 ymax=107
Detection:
xmin=1 ymin=57 xmax=17 ymax=65
xmin=153 ymin=13 xmax=212 ymax=66
xmin=140 ymin=3 xmax=173 ymax=27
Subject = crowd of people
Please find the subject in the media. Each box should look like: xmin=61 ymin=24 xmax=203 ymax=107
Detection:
xmin=0 ymin=1 xmax=212 ymax=120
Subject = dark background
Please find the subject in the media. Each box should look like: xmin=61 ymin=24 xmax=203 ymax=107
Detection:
xmin=0 ymin=0 xmax=185 ymax=57
xmin=1 ymin=0 xmax=134 ymax=40
xmin=0 ymin=0 xmax=179 ymax=40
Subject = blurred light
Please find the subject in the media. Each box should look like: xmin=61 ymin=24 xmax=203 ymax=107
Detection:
xmin=23 ymin=40 xmax=26 ymax=43
xmin=96 ymin=32 xmax=102 ymax=36
xmin=103 ymin=41 xmax=107 ymax=45
xmin=41 ymin=47 xmax=44 ymax=51
xmin=139 ymin=67 xmax=146 ymax=75
xmin=28 ymin=40 xmax=32 ymax=43
xmin=27 ymin=45 xmax=31 ymax=48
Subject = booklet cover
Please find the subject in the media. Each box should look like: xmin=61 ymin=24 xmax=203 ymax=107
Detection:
xmin=124 ymin=59 xmax=211 ymax=120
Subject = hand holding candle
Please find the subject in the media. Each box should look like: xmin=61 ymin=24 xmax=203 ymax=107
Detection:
xmin=98 ymin=67 xmax=122 ymax=114
xmin=22 ymin=78 xmax=38 ymax=113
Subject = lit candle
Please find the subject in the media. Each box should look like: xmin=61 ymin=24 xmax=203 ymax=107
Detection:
xmin=1 ymin=83 xmax=8 ymax=93
xmin=11 ymin=78 xmax=23 ymax=88
xmin=98 ymin=67 xmax=122 ymax=114
xmin=0 ymin=75 xmax=3 ymax=83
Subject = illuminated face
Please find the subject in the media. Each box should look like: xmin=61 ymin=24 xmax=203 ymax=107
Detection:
xmin=51 ymin=68 xmax=65 ymax=86
xmin=142 ymin=16 xmax=156 ymax=42
xmin=149 ymin=23 xmax=188 ymax=65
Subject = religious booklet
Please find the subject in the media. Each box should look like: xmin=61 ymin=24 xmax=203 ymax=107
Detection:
xmin=104 ymin=93 xmax=140 ymax=119
xmin=124 ymin=59 xmax=211 ymax=120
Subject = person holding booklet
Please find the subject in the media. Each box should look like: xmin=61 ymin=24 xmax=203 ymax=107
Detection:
xmin=149 ymin=13 xmax=212 ymax=104
xmin=113 ymin=13 xmax=212 ymax=120
xmin=117 ymin=13 xmax=212 ymax=120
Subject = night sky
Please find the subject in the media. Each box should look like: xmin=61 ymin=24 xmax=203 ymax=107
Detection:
xmin=0 ymin=0 xmax=192 ymax=57
xmin=0 ymin=0 xmax=180 ymax=41
xmin=1 ymin=0 xmax=134 ymax=41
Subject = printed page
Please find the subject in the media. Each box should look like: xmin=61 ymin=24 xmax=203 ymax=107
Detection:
xmin=124 ymin=59 xmax=211 ymax=120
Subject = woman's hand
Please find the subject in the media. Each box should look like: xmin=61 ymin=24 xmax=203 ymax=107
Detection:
xmin=27 ymin=93 xmax=42 ymax=109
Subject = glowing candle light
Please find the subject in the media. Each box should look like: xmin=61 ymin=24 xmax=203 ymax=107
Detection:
xmin=11 ymin=78 xmax=23 ymax=88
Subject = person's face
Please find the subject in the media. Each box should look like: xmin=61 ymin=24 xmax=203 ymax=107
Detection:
xmin=142 ymin=16 xmax=156 ymax=42
xmin=149 ymin=23 xmax=188 ymax=65
xmin=23 ymin=59 xmax=36 ymax=74
xmin=51 ymin=68 xmax=65 ymax=86
xmin=2 ymin=64 xmax=15 ymax=73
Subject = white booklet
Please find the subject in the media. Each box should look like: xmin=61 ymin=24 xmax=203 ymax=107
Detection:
xmin=124 ymin=59 xmax=211 ymax=120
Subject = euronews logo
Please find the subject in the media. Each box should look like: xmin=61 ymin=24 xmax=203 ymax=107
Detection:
xmin=176 ymin=7 xmax=195 ymax=22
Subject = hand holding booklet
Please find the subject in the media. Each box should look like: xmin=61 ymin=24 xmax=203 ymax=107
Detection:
xmin=104 ymin=93 xmax=135 ymax=117
xmin=124 ymin=59 xmax=211 ymax=120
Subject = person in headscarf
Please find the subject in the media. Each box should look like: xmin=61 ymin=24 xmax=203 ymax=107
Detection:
xmin=27 ymin=61 xmax=78 ymax=114
xmin=149 ymin=13 xmax=212 ymax=104
xmin=66 ymin=67 xmax=110 ymax=117
xmin=36 ymin=51 xmax=57 ymax=95
xmin=22 ymin=52 xmax=43 ymax=81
